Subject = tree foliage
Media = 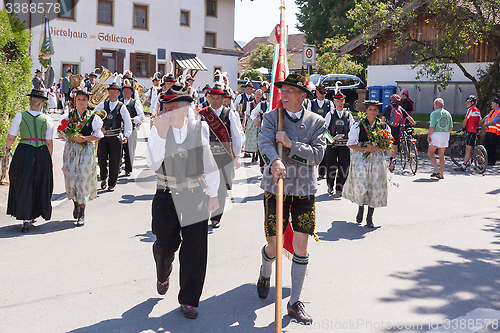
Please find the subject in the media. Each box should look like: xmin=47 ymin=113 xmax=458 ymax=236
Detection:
xmin=0 ymin=10 xmax=32 ymax=156
xmin=295 ymin=0 xmax=357 ymax=46
xmin=248 ymin=43 xmax=275 ymax=70
xmin=349 ymin=0 xmax=500 ymax=113
xmin=316 ymin=37 xmax=365 ymax=78
xmin=240 ymin=68 xmax=265 ymax=81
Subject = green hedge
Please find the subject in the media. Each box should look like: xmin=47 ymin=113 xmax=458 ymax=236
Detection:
xmin=0 ymin=10 xmax=32 ymax=158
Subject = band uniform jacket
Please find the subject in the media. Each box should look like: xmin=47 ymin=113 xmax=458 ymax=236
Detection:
xmin=258 ymin=108 xmax=326 ymax=197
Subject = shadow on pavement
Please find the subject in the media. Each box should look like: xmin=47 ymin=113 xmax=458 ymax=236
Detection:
xmin=379 ymin=217 xmax=500 ymax=328
xmin=133 ymin=230 xmax=155 ymax=243
xmin=0 ymin=219 xmax=76 ymax=238
xmin=412 ymin=178 xmax=440 ymax=183
xmin=120 ymin=194 xmax=154 ymax=204
xmin=67 ymin=284 xmax=291 ymax=333
xmin=231 ymin=192 xmax=263 ymax=204
xmin=317 ymin=220 xmax=377 ymax=242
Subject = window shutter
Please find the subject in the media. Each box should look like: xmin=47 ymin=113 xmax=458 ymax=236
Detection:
xmin=149 ymin=54 xmax=156 ymax=78
xmin=130 ymin=52 xmax=137 ymax=77
xmin=117 ymin=50 xmax=125 ymax=73
xmin=95 ymin=49 xmax=103 ymax=69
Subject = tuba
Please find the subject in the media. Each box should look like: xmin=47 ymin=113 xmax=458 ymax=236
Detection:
xmin=133 ymin=80 xmax=148 ymax=106
xmin=88 ymin=66 xmax=115 ymax=109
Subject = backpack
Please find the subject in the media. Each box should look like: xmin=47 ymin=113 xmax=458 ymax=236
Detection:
xmin=389 ymin=104 xmax=403 ymax=127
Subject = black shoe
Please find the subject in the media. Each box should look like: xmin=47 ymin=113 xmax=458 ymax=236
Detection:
xmin=157 ymin=278 xmax=169 ymax=295
xmin=356 ymin=206 xmax=364 ymax=224
xmin=317 ymin=175 xmax=325 ymax=180
xmin=287 ymin=301 xmax=312 ymax=324
xmin=101 ymin=180 xmax=107 ymax=190
xmin=257 ymin=273 xmax=270 ymax=299
xmin=211 ymin=220 xmax=220 ymax=228
xmin=107 ymin=186 xmax=115 ymax=192
xmin=366 ymin=216 xmax=374 ymax=228
xmin=20 ymin=221 xmax=30 ymax=233
xmin=125 ymin=172 xmax=131 ymax=177
xmin=327 ymin=187 xmax=333 ymax=196
xmin=180 ymin=304 xmax=198 ymax=319
xmin=73 ymin=200 xmax=80 ymax=219
xmin=76 ymin=207 xmax=85 ymax=227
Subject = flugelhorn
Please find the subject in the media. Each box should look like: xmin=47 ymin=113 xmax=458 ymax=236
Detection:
xmin=88 ymin=66 xmax=115 ymax=109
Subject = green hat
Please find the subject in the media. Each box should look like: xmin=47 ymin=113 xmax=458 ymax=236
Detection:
xmin=27 ymin=89 xmax=48 ymax=100
xmin=274 ymin=74 xmax=314 ymax=99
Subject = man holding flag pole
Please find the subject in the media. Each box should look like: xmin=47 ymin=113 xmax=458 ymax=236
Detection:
xmin=256 ymin=2 xmax=326 ymax=327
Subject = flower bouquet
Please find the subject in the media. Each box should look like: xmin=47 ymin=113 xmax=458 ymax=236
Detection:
xmin=360 ymin=124 xmax=394 ymax=158
xmin=57 ymin=111 xmax=93 ymax=142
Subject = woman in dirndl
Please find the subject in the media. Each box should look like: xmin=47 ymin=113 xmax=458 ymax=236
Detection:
xmin=343 ymin=100 xmax=389 ymax=228
xmin=5 ymin=89 xmax=54 ymax=232
xmin=244 ymin=89 xmax=263 ymax=163
xmin=59 ymin=90 xmax=103 ymax=226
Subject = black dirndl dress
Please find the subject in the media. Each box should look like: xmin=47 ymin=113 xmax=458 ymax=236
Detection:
xmin=7 ymin=142 xmax=54 ymax=221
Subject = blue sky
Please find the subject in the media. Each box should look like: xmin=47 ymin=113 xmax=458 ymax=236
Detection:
xmin=234 ymin=0 xmax=301 ymax=46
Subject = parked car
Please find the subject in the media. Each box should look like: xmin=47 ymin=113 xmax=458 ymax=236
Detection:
xmin=313 ymin=74 xmax=366 ymax=112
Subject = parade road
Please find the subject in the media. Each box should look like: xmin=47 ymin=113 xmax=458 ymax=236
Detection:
xmin=1 ymin=115 xmax=499 ymax=333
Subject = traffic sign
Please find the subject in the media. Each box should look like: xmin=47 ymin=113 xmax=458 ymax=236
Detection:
xmin=302 ymin=44 xmax=316 ymax=66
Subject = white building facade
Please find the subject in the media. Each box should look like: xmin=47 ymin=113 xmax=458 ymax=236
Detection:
xmin=24 ymin=0 xmax=240 ymax=91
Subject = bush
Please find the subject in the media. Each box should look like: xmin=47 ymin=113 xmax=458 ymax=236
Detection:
xmin=240 ymin=69 xmax=265 ymax=81
xmin=0 ymin=10 xmax=32 ymax=158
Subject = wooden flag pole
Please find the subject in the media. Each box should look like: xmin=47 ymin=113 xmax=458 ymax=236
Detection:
xmin=275 ymin=1 xmax=286 ymax=332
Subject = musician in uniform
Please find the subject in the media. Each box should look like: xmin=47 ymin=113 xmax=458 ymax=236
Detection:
xmin=250 ymin=87 xmax=270 ymax=173
xmin=144 ymin=83 xmax=220 ymax=319
xmin=184 ymin=74 xmax=198 ymax=100
xmin=85 ymin=71 xmax=98 ymax=91
xmin=307 ymin=83 xmax=333 ymax=179
xmin=256 ymin=74 xmax=325 ymax=325
xmin=61 ymin=69 xmax=73 ymax=111
xmin=234 ymin=82 xmax=255 ymax=126
xmin=324 ymin=91 xmax=354 ymax=196
xmin=198 ymin=84 xmax=244 ymax=229
xmin=151 ymin=73 xmax=176 ymax=117
xmin=95 ymin=82 xmax=133 ymax=191
xmin=121 ymin=79 xmax=145 ymax=177
xmin=145 ymin=72 xmax=161 ymax=112
xmin=198 ymin=84 xmax=211 ymax=108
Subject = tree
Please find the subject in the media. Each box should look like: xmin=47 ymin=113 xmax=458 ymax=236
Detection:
xmin=349 ymin=0 xmax=500 ymax=113
xmin=240 ymin=69 xmax=265 ymax=81
xmin=248 ymin=43 xmax=275 ymax=70
xmin=295 ymin=0 xmax=357 ymax=46
xmin=316 ymin=37 xmax=365 ymax=79
xmin=0 ymin=10 xmax=32 ymax=157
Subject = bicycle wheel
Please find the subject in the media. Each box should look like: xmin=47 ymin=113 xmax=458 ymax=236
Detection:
xmin=474 ymin=145 xmax=488 ymax=174
xmin=400 ymin=140 xmax=407 ymax=170
xmin=450 ymin=141 xmax=464 ymax=167
xmin=408 ymin=141 xmax=418 ymax=174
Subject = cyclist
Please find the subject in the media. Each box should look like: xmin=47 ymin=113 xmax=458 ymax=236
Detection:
xmin=454 ymin=95 xmax=481 ymax=172
xmin=381 ymin=94 xmax=416 ymax=171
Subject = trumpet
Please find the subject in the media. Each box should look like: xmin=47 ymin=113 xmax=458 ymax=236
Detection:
xmin=133 ymin=80 xmax=148 ymax=106
xmin=88 ymin=66 xmax=115 ymax=109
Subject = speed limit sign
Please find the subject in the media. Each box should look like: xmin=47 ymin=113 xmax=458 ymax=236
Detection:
xmin=302 ymin=44 xmax=316 ymax=66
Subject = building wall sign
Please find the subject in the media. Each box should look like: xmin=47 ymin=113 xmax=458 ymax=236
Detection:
xmin=50 ymin=27 xmax=135 ymax=45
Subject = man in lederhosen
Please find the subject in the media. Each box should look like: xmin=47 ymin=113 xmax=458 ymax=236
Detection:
xmin=307 ymin=83 xmax=333 ymax=179
xmin=198 ymin=84 xmax=211 ymax=109
xmin=324 ymin=91 xmax=354 ymax=196
xmin=198 ymin=84 xmax=244 ymax=228
xmin=234 ymin=81 xmax=255 ymax=126
xmin=151 ymin=73 xmax=176 ymax=118
xmin=256 ymin=74 xmax=325 ymax=324
xmin=95 ymin=82 xmax=133 ymax=191
xmin=144 ymin=83 xmax=220 ymax=319
xmin=121 ymin=79 xmax=145 ymax=177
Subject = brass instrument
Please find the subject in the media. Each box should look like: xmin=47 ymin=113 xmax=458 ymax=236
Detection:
xmin=88 ymin=66 xmax=115 ymax=109
xmin=133 ymin=80 xmax=148 ymax=106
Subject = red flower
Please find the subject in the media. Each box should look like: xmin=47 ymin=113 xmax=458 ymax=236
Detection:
xmin=61 ymin=119 xmax=68 ymax=127
xmin=384 ymin=132 xmax=388 ymax=139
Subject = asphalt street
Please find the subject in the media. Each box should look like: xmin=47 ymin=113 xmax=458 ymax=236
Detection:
xmin=1 ymin=115 xmax=500 ymax=333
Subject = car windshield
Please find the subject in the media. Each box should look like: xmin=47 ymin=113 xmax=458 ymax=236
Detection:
xmin=322 ymin=77 xmax=359 ymax=88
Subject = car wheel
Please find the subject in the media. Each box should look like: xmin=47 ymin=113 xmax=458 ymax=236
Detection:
xmin=350 ymin=98 xmax=359 ymax=112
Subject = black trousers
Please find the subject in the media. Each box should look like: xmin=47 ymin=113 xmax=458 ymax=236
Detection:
xmin=318 ymin=155 xmax=327 ymax=177
xmin=326 ymin=145 xmax=350 ymax=191
xmin=97 ymin=136 xmax=122 ymax=187
xmin=152 ymin=188 xmax=209 ymax=307
xmin=484 ymin=132 xmax=500 ymax=165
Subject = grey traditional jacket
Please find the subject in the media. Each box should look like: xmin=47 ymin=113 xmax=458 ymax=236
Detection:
xmin=258 ymin=108 xmax=326 ymax=196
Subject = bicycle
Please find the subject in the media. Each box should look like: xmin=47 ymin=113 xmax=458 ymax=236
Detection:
xmin=450 ymin=128 xmax=488 ymax=174
xmin=399 ymin=124 xmax=418 ymax=174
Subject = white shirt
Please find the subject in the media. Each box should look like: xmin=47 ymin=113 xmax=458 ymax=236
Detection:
xmin=324 ymin=109 xmax=355 ymax=129
xmin=59 ymin=111 xmax=104 ymax=138
xmin=234 ymin=93 xmax=254 ymax=116
xmin=306 ymin=99 xmax=335 ymax=115
xmin=150 ymin=89 xmax=167 ymax=116
xmin=286 ymin=109 xmax=303 ymax=120
xmin=123 ymin=98 xmax=145 ymax=124
xmin=9 ymin=111 xmax=54 ymax=140
xmin=347 ymin=120 xmax=389 ymax=146
xmin=95 ymin=100 xmax=133 ymax=137
xmin=250 ymin=101 xmax=269 ymax=121
xmin=143 ymin=123 xmax=220 ymax=197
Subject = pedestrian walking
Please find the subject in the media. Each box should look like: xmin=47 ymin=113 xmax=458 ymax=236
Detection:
xmin=5 ymin=89 xmax=54 ymax=232
xmin=144 ymin=83 xmax=220 ymax=319
xmin=427 ymin=98 xmax=453 ymax=179
xmin=256 ymin=74 xmax=325 ymax=324
xmin=244 ymin=89 xmax=263 ymax=164
xmin=343 ymin=100 xmax=392 ymax=228
xmin=59 ymin=90 xmax=103 ymax=226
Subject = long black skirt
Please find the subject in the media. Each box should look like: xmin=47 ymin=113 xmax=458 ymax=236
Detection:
xmin=7 ymin=143 xmax=53 ymax=221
